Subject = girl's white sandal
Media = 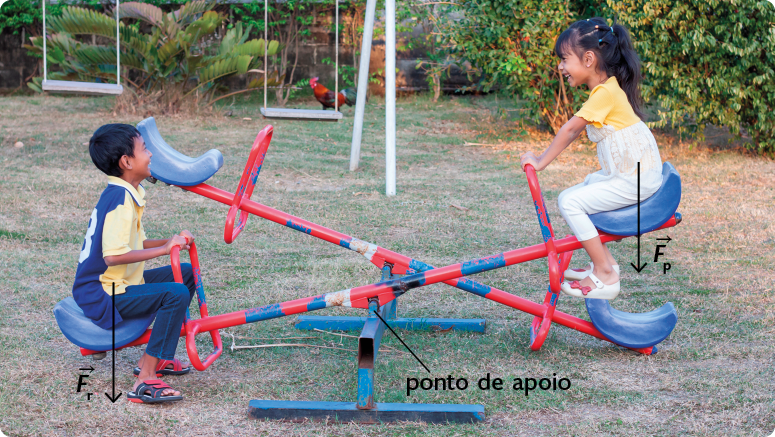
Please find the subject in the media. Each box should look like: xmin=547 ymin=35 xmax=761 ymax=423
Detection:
xmin=563 ymin=263 xmax=620 ymax=281
xmin=560 ymin=273 xmax=620 ymax=300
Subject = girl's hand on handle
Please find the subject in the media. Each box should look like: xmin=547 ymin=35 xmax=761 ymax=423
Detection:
xmin=520 ymin=152 xmax=542 ymax=172
xmin=519 ymin=116 xmax=586 ymax=173
xmin=165 ymin=235 xmax=190 ymax=255
xmin=179 ymin=230 xmax=194 ymax=245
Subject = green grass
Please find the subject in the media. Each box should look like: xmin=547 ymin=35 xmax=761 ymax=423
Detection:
xmin=0 ymin=92 xmax=773 ymax=436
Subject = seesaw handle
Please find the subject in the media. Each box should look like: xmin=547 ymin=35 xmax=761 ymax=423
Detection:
xmin=171 ymin=241 xmax=224 ymax=371
xmin=524 ymin=164 xmax=561 ymax=292
xmin=529 ymin=249 xmax=573 ymax=351
xmin=224 ymin=125 xmax=274 ymax=244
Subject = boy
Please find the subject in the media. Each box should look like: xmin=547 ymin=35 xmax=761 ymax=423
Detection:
xmin=73 ymin=123 xmax=195 ymax=403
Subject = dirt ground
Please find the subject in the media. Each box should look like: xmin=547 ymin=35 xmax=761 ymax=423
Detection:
xmin=0 ymin=93 xmax=773 ymax=436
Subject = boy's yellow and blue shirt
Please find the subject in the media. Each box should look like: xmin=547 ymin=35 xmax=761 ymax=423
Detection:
xmin=72 ymin=176 xmax=147 ymax=329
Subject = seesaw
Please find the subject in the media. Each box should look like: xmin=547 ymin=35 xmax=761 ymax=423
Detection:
xmin=54 ymin=117 xmax=682 ymax=423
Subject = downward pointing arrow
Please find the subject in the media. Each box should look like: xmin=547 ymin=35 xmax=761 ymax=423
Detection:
xmin=630 ymin=259 xmax=648 ymax=273
xmin=105 ymin=283 xmax=122 ymax=403
xmin=630 ymin=162 xmax=648 ymax=273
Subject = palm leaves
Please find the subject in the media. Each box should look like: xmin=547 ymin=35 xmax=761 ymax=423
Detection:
xmin=26 ymin=1 xmax=281 ymax=107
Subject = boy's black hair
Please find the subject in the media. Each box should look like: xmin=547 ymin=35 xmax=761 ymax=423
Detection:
xmin=88 ymin=124 xmax=142 ymax=177
xmin=554 ymin=17 xmax=645 ymax=121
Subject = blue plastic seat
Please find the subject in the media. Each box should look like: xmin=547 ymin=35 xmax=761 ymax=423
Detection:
xmin=589 ymin=162 xmax=682 ymax=236
xmin=137 ymin=117 xmax=224 ymax=186
xmin=53 ymin=297 xmax=155 ymax=351
xmin=585 ymin=299 xmax=678 ymax=350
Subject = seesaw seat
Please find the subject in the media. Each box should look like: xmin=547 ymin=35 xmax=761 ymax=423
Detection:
xmin=585 ymin=299 xmax=677 ymax=350
xmin=137 ymin=117 xmax=224 ymax=186
xmin=589 ymin=162 xmax=681 ymax=236
xmin=577 ymin=162 xmax=682 ymax=351
xmin=53 ymin=297 xmax=155 ymax=351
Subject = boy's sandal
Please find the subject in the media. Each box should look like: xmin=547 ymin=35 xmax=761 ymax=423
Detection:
xmin=133 ymin=358 xmax=192 ymax=377
xmin=127 ymin=379 xmax=183 ymax=404
xmin=560 ymin=273 xmax=620 ymax=300
xmin=563 ymin=263 xmax=620 ymax=281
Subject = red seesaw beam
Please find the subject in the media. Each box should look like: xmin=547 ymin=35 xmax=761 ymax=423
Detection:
xmin=184 ymin=126 xmax=664 ymax=357
xmin=180 ymin=180 xmax=680 ymax=358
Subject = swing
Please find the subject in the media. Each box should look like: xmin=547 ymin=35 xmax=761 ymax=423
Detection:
xmin=41 ymin=0 xmax=124 ymax=96
xmin=259 ymin=0 xmax=342 ymax=122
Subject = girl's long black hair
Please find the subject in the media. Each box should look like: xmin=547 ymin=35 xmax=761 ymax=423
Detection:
xmin=554 ymin=17 xmax=646 ymax=121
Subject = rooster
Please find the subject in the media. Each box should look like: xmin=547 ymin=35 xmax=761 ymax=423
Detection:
xmin=310 ymin=77 xmax=359 ymax=110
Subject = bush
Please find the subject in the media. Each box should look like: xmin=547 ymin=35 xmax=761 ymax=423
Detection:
xmin=611 ymin=0 xmax=775 ymax=156
xmin=443 ymin=0 xmax=775 ymax=156
xmin=442 ymin=0 xmax=605 ymax=134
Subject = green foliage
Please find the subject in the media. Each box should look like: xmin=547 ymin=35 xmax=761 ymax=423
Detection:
xmin=329 ymin=0 xmax=385 ymax=87
xmin=397 ymin=0 xmax=457 ymax=102
xmin=231 ymin=0 xmax=314 ymax=36
xmin=443 ymin=0 xmax=775 ymax=155
xmin=230 ymin=0 xmax=316 ymax=106
xmin=321 ymin=57 xmax=380 ymax=87
xmin=0 ymin=0 xmax=47 ymax=35
xmin=0 ymin=0 xmax=91 ymax=36
xmin=24 ymin=1 xmax=280 ymax=109
xmin=442 ymin=0 xmax=596 ymax=133
xmin=612 ymin=0 xmax=775 ymax=156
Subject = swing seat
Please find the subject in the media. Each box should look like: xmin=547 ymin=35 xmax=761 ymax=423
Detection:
xmin=53 ymin=297 xmax=155 ymax=351
xmin=42 ymin=80 xmax=124 ymax=96
xmin=138 ymin=117 xmax=224 ymax=186
xmin=260 ymin=107 xmax=343 ymax=122
xmin=589 ymin=162 xmax=682 ymax=236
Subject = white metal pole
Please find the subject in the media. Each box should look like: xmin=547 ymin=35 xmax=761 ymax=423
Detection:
xmin=42 ymin=0 xmax=47 ymax=82
xmin=116 ymin=0 xmax=120 ymax=87
xmin=385 ymin=0 xmax=396 ymax=196
xmin=264 ymin=0 xmax=268 ymax=111
xmin=348 ymin=0 xmax=378 ymax=171
xmin=334 ymin=0 xmax=338 ymax=113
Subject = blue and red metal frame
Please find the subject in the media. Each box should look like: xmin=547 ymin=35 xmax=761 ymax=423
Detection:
xmin=75 ymin=126 xmax=681 ymax=421
xmin=78 ymin=126 xmax=679 ymax=362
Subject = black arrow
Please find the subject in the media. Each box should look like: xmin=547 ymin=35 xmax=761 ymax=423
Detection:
xmin=79 ymin=366 xmax=94 ymax=372
xmin=656 ymin=235 xmax=672 ymax=242
xmin=630 ymin=162 xmax=648 ymax=273
xmin=105 ymin=283 xmax=122 ymax=403
xmin=372 ymin=310 xmax=430 ymax=373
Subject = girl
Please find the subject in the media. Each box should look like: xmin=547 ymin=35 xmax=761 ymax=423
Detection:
xmin=520 ymin=17 xmax=663 ymax=300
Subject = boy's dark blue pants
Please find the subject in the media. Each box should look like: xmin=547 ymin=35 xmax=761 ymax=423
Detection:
xmin=114 ymin=263 xmax=196 ymax=361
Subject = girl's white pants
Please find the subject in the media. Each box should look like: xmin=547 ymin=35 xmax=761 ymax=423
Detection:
xmin=558 ymin=180 xmax=657 ymax=242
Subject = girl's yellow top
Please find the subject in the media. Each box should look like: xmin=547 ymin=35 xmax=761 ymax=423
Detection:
xmin=574 ymin=76 xmax=641 ymax=130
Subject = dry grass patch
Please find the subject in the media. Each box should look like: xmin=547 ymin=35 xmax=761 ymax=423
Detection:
xmin=0 ymin=92 xmax=773 ymax=436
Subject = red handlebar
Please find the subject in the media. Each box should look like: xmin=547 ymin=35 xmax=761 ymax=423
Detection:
xmin=224 ymin=125 xmax=274 ymax=244
xmin=170 ymin=241 xmax=223 ymax=371
xmin=523 ymin=164 xmax=561 ymax=292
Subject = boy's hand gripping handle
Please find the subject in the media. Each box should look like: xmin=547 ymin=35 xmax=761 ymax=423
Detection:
xmin=170 ymin=240 xmax=223 ymax=371
xmin=224 ymin=125 xmax=273 ymax=244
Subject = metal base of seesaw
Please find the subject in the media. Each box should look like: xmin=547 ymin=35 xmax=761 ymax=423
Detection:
xmin=249 ymin=267 xmax=486 ymax=423
xmin=295 ymin=314 xmax=486 ymax=333
xmin=248 ymin=400 xmax=485 ymax=424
